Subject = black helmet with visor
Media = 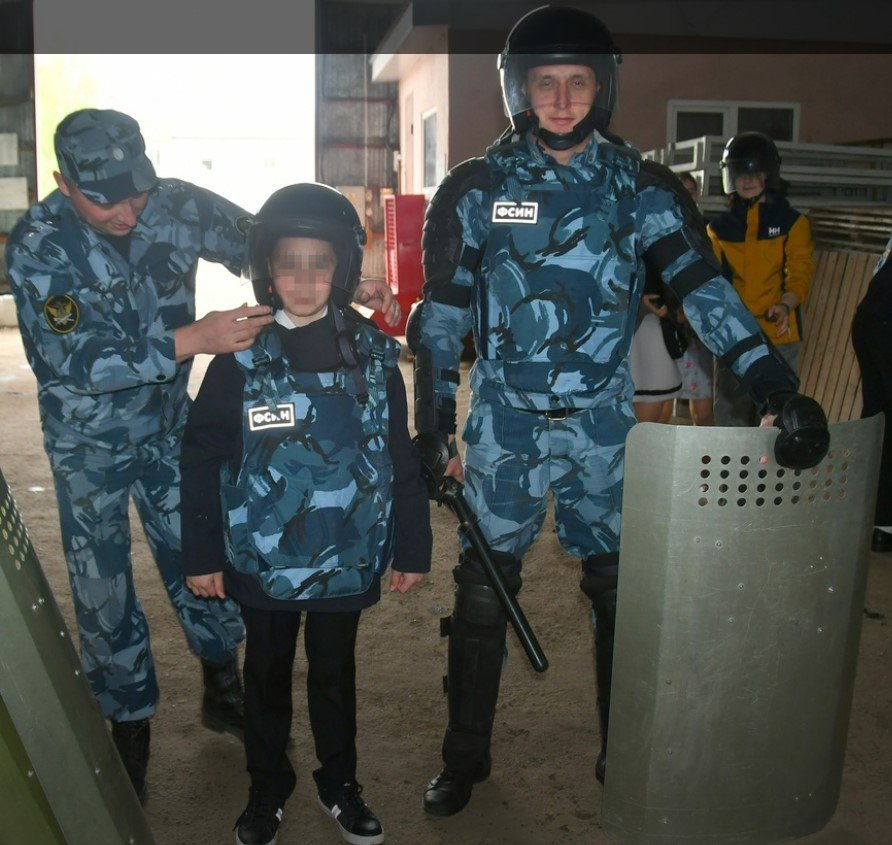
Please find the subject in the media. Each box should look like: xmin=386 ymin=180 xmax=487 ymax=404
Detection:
xmin=498 ymin=5 xmax=621 ymax=150
xmin=720 ymin=131 xmax=782 ymax=196
xmin=242 ymin=183 xmax=366 ymax=309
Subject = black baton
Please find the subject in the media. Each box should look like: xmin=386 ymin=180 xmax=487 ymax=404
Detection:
xmin=438 ymin=478 xmax=549 ymax=673
xmin=412 ymin=433 xmax=548 ymax=673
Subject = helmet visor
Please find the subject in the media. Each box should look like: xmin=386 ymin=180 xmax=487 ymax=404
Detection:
xmin=721 ymin=156 xmax=772 ymax=195
xmin=499 ymin=53 xmax=618 ymax=133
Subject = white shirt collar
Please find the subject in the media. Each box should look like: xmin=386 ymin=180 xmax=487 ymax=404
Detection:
xmin=275 ymin=305 xmax=328 ymax=329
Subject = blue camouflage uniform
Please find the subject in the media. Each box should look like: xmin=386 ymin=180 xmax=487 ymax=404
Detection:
xmin=417 ymin=133 xmax=788 ymax=569
xmin=5 ymin=179 xmax=248 ymax=720
xmin=224 ymin=322 xmax=400 ymax=600
xmin=415 ymin=132 xmax=799 ymax=783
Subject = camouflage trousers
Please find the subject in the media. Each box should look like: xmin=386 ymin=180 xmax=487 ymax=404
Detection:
xmin=461 ymin=396 xmax=637 ymax=562
xmin=47 ymin=431 xmax=245 ymax=721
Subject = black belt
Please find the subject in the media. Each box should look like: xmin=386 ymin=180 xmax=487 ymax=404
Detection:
xmin=519 ymin=407 xmax=579 ymax=420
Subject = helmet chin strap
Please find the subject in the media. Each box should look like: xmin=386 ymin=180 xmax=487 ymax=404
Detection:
xmin=530 ymin=107 xmax=603 ymax=152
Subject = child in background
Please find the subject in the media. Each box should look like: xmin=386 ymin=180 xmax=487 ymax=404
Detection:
xmin=674 ymin=171 xmax=715 ymax=425
xmin=709 ymin=134 xmax=814 ymax=426
xmin=180 ymin=183 xmax=432 ymax=845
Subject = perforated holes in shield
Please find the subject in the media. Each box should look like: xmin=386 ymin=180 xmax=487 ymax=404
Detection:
xmin=805 ymin=448 xmax=850 ymax=504
xmin=1 ymin=486 xmax=28 ymax=571
xmin=698 ymin=453 xmax=812 ymax=508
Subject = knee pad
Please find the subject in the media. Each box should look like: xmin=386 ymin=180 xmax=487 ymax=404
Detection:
xmin=580 ymin=551 xmax=619 ymax=602
xmin=454 ymin=581 xmax=506 ymax=629
xmin=457 ymin=548 xmax=522 ymax=589
xmin=443 ymin=573 xmax=514 ymax=735
xmin=580 ymin=552 xmax=619 ymax=628
xmin=437 ymin=556 xmax=521 ymax=641
xmin=449 ymin=554 xmax=522 ymax=629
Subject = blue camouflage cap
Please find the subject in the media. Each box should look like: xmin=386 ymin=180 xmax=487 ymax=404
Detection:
xmin=54 ymin=109 xmax=157 ymax=204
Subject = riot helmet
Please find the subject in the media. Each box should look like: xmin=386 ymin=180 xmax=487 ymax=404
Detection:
xmin=720 ymin=132 xmax=782 ymax=196
xmin=243 ymin=183 xmax=366 ymax=309
xmin=498 ymin=5 xmax=621 ymax=150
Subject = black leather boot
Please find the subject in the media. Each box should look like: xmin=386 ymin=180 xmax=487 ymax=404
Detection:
xmin=423 ymin=753 xmax=492 ymax=818
xmin=201 ymin=656 xmax=245 ymax=741
xmin=593 ymin=587 xmax=616 ymax=785
xmin=422 ymin=565 xmax=517 ymax=817
xmin=111 ymin=718 xmax=150 ymax=801
xmin=581 ymin=552 xmax=619 ymax=786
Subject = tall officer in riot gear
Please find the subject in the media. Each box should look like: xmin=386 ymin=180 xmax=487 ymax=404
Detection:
xmin=409 ymin=4 xmax=829 ymax=817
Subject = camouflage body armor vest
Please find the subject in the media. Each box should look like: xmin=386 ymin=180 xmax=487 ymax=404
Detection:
xmin=471 ymin=141 xmax=642 ymax=407
xmin=222 ymin=321 xmax=400 ymax=601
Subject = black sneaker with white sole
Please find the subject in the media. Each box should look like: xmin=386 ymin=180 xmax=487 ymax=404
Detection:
xmin=234 ymin=792 xmax=284 ymax=845
xmin=316 ymin=780 xmax=384 ymax=845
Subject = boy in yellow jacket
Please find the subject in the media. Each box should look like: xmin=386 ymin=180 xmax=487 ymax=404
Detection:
xmin=709 ymin=132 xmax=815 ymax=425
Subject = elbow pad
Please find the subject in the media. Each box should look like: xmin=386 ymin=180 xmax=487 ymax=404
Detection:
xmin=638 ymin=160 xmax=721 ymax=301
xmin=407 ymin=303 xmax=458 ymax=434
xmin=422 ymin=157 xmax=489 ymax=298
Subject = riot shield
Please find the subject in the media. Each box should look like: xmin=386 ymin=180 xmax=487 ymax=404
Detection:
xmin=0 ymin=467 xmax=155 ymax=844
xmin=602 ymin=417 xmax=882 ymax=844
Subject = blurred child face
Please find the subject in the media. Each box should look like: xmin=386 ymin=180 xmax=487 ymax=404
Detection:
xmin=270 ymin=237 xmax=336 ymax=326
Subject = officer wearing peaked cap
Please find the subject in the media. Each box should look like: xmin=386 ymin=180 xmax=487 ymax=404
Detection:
xmin=409 ymin=5 xmax=830 ymax=816
xmin=4 ymin=108 xmax=399 ymax=800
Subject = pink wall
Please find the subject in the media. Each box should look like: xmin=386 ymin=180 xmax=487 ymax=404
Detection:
xmin=398 ymin=52 xmax=504 ymax=193
xmin=448 ymin=53 xmax=506 ymax=167
xmin=614 ymin=53 xmax=892 ymax=151
xmin=398 ymin=48 xmax=449 ymax=195
xmin=399 ymin=52 xmax=892 ymax=190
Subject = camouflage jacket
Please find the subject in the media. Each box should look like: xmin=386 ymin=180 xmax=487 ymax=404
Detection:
xmin=418 ymin=134 xmax=788 ymax=425
xmin=222 ymin=321 xmax=401 ymax=602
xmin=5 ymin=180 xmax=246 ymax=451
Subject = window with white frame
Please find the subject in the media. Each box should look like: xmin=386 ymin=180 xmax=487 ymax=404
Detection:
xmin=668 ymin=100 xmax=800 ymax=144
xmin=422 ymin=109 xmax=439 ymax=189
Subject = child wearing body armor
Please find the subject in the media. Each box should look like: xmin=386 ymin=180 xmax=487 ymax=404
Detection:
xmin=180 ymin=183 xmax=432 ymax=845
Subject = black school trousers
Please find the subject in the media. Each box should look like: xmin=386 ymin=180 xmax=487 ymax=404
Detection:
xmin=240 ymin=603 xmax=362 ymax=802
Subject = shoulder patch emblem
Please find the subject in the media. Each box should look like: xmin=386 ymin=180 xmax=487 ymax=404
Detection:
xmin=492 ymin=201 xmax=539 ymax=225
xmin=248 ymin=403 xmax=296 ymax=432
xmin=43 ymin=295 xmax=80 ymax=334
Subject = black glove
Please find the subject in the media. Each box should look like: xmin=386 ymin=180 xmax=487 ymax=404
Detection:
xmin=766 ymin=392 xmax=830 ymax=469
xmin=412 ymin=432 xmax=456 ymax=499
